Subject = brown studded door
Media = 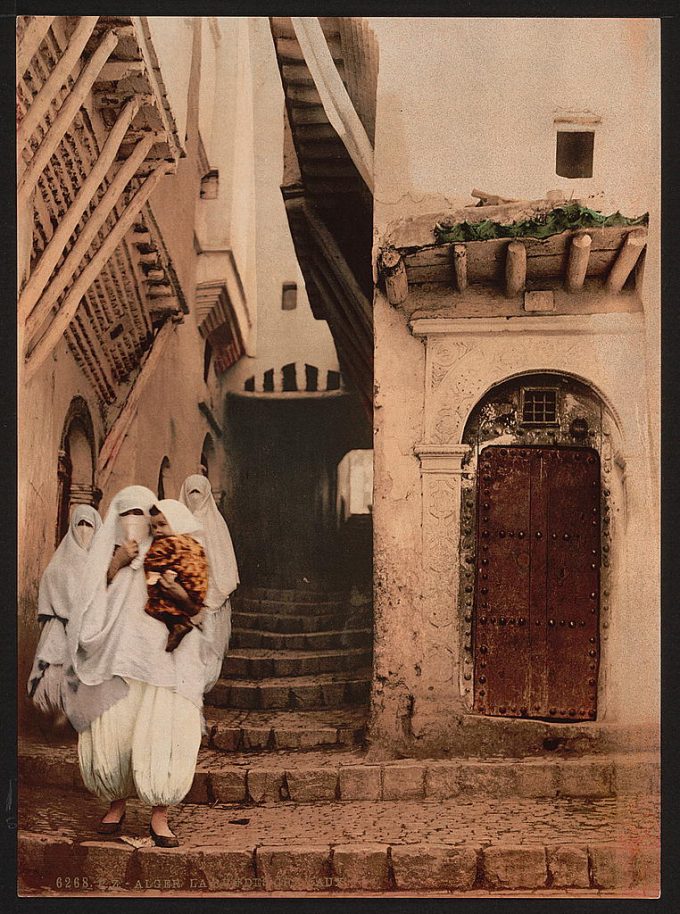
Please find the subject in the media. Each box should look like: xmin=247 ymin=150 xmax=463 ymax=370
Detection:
xmin=473 ymin=446 xmax=600 ymax=721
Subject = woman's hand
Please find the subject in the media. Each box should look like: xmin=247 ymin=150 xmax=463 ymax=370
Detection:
xmin=107 ymin=540 xmax=139 ymax=584
xmin=158 ymin=573 xmax=202 ymax=616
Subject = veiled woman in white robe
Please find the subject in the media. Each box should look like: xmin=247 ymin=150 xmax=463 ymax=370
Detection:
xmin=67 ymin=485 xmax=206 ymax=843
xmin=179 ymin=475 xmax=239 ymax=692
xmin=27 ymin=504 xmax=102 ymax=721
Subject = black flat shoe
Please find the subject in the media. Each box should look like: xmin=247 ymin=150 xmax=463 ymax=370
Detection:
xmin=149 ymin=824 xmax=180 ymax=848
xmin=97 ymin=813 xmax=125 ymax=835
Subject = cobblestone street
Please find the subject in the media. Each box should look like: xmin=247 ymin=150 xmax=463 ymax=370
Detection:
xmin=19 ymin=747 xmax=659 ymax=896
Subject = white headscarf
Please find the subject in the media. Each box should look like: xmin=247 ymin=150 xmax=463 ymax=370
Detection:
xmin=179 ymin=475 xmax=239 ymax=608
xmin=153 ymin=498 xmax=203 ymax=536
xmin=37 ymin=504 xmax=102 ymax=623
xmin=67 ymin=485 xmax=157 ymax=683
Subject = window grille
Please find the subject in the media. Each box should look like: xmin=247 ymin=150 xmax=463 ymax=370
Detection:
xmin=521 ymin=388 xmax=558 ymax=425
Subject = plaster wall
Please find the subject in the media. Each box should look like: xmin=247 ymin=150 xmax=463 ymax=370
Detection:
xmin=369 ymin=18 xmax=659 ymax=223
xmin=145 ymin=16 xmax=194 ymax=150
xmin=372 ymin=303 xmax=658 ymax=755
xmin=223 ymin=18 xmax=339 ymax=394
xmin=368 ymin=18 xmax=659 ymax=756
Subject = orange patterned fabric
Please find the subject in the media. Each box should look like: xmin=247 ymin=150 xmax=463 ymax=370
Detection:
xmin=144 ymin=534 xmax=208 ymax=620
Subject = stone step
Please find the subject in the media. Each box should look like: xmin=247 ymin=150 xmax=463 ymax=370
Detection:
xmin=18 ymin=784 xmax=659 ymax=895
xmin=232 ymin=610 xmax=370 ymax=635
xmin=222 ymin=647 xmax=373 ymax=679
xmin=236 ymin=597 xmax=347 ymax=615
xmin=205 ymin=708 xmax=367 ymax=751
xmin=230 ymin=626 xmax=373 ymax=652
xmin=18 ymin=741 xmax=660 ymax=807
xmin=206 ymin=670 xmax=372 ymax=710
xmin=239 ymin=586 xmax=348 ymax=604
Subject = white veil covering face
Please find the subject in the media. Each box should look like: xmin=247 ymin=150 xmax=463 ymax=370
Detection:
xmin=179 ymin=475 xmax=239 ymax=609
xmin=28 ymin=505 xmax=102 ymax=715
xmin=38 ymin=504 xmax=102 ymax=624
xmin=66 ymin=485 xmax=157 ymax=687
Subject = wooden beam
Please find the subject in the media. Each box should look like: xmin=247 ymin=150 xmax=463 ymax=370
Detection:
xmin=16 ymin=16 xmax=56 ymax=85
xmin=291 ymin=17 xmax=374 ymax=191
xmin=505 ymin=241 xmax=527 ymax=297
xmin=302 ymin=201 xmax=373 ymax=332
xmin=25 ymin=132 xmax=155 ymax=338
xmin=17 ymin=29 xmax=119 ymax=203
xmin=605 ymin=229 xmax=647 ymax=294
xmin=380 ymin=249 xmax=408 ymax=305
xmin=18 ymin=98 xmax=140 ymax=323
xmin=96 ymin=319 xmax=176 ymax=486
xmin=452 ymin=243 xmax=467 ymax=292
xmin=24 ymin=162 xmax=171 ymax=380
xmin=17 ymin=16 xmax=99 ymax=150
xmin=98 ymin=60 xmax=145 ymax=82
xmin=565 ymin=232 xmax=592 ymax=293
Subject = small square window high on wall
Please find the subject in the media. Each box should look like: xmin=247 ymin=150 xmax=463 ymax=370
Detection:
xmin=553 ymin=111 xmax=600 ymax=180
xmin=282 ymin=282 xmax=297 ymax=310
xmin=556 ymin=131 xmax=594 ymax=178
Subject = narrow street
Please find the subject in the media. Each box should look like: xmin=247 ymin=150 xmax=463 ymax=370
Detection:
xmin=17 ymin=14 xmax=660 ymax=899
xmin=19 ymin=582 xmax=659 ymax=896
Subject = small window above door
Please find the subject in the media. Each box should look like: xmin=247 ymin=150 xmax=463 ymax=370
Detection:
xmin=520 ymin=387 xmax=558 ymax=426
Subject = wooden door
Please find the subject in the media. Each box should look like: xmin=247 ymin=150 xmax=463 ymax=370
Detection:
xmin=473 ymin=445 xmax=600 ymax=721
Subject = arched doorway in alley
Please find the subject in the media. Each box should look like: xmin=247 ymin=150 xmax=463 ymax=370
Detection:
xmin=55 ymin=398 xmax=99 ymax=546
xmin=203 ymin=388 xmax=374 ymax=729
xmin=157 ymin=456 xmax=171 ymax=499
xmin=223 ymin=391 xmax=372 ymax=589
xmin=460 ymin=373 xmax=622 ymax=723
xmin=200 ymin=432 xmax=215 ymax=481
xmin=336 ymin=448 xmax=373 ymax=589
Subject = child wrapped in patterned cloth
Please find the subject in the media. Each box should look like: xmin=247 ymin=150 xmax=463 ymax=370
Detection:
xmin=144 ymin=499 xmax=208 ymax=652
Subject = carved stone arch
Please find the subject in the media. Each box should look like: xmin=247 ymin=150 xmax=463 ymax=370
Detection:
xmin=157 ymin=456 xmax=171 ymax=500
xmin=456 ymin=372 xmax=622 ymax=718
xmin=200 ymin=432 xmax=215 ymax=481
xmin=56 ymin=396 xmax=99 ymax=545
xmin=457 ymin=368 xmax=626 ymax=458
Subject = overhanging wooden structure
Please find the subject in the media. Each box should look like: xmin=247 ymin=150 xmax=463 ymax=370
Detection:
xmin=271 ymin=16 xmax=378 ymax=416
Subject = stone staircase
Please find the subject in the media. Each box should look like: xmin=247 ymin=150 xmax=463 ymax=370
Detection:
xmin=205 ymin=585 xmax=372 ymax=719
xmin=17 ymin=586 xmax=660 ymax=896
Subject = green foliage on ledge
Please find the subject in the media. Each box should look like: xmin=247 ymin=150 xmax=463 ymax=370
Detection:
xmin=434 ymin=204 xmax=649 ymax=244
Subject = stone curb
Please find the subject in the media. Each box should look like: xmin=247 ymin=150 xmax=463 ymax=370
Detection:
xmin=18 ymin=833 xmax=660 ymax=895
xmin=19 ymin=752 xmax=660 ymax=805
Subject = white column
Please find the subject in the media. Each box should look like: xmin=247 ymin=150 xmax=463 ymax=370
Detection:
xmin=414 ymin=443 xmax=471 ymax=708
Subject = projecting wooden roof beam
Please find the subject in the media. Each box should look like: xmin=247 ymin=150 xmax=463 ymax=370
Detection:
xmin=605 ymin=228 xmax=647 ymax=294
xmin=18 ymin=97 xmax=140 ymax=322
xmin=452 ymin=244 xmax=467 ymax=292
xmin=565 ymin=233 xmax=592 ymax=292
xmin=17 ymin=17 xmax=100 ymax=150
xmin=24 ymin=132 xmax=155 ymax=341
xmin=505 ymin=241 xmax=527 ymax=297
xmin=24 ymin=161 xmax=171 ymax=380
xmin=16 ymin=16 xmax=56 ymax=86
xmin=276 ymin=35 xmax=343 ymax=63
xmin=98 ymin=59 xmax=145 ymax=81
xmin=18 ymin=29 xmax=120 ymax=203
xmin=380 ymin=249 xmax=408 ymax=306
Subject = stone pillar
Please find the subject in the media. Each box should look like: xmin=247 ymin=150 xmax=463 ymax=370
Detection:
xmin=411 ymin=443 xmax=471 ymax=737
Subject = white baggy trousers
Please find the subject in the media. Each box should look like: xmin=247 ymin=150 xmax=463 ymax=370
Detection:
xmin=77 ymin=678 xmax=202 ymax=806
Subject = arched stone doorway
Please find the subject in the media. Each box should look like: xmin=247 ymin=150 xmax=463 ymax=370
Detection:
xmin=200 ymin=432 xmax=215 ymax=480
xmin=157 ymin=456 xmax=171 ymax=499
xmin=458 ymin=373 xmax=622 ymax=722
xmin=56 ymin=398 xmax=99 ymax=545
